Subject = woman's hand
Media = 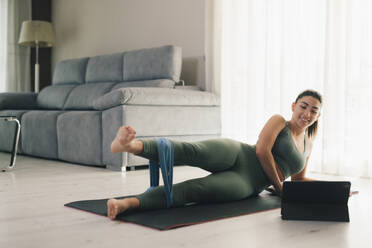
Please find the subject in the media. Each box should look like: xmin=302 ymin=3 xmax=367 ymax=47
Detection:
xmin=350 ymin=190 xmax=359 ymax=197
xmin=274 ymin=183 xmax=283 ymax=194
xmin=265 ymin=184 xmax=282 ymax=197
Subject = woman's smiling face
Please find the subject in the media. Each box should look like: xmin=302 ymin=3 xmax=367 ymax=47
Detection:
xmin=291 ymin=96 xmax=321 ymax=129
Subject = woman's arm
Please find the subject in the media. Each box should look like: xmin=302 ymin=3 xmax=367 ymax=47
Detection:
xmin=256 ymin=115 xmax=287 ymax=193
xmin=292 ymin=142 xmax=357 ymax=197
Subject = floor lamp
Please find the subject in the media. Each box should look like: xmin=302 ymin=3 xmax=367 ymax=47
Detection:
xmin=18 ymin=20 xmax=55 ymax=93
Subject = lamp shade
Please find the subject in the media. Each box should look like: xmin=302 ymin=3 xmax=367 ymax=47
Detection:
xmin=18 ymin=20 xmax=55 ymax=47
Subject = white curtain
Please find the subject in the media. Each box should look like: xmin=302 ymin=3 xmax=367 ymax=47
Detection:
xmin=0 ymin=0 xmax=8 ymax=92
xmin=0 ymin=0 xmax=31 ymax=93
xmin=207 ymin=0 xmax=372 ymax=178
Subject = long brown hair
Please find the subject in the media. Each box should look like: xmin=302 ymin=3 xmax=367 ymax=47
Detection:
xmin=295 ymin=90 xmax=322 ymax=138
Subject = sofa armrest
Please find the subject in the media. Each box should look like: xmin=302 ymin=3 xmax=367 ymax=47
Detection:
xmin=0 ymin=92 xmax=39 ymax=110
xmin=93 ymin=87 xmax=220 ymax=110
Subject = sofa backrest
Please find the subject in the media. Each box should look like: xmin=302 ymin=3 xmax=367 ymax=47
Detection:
xmin=53 ymin=58 xmax=89 ymax=85
xmin=122 ymin=45 xmax=182 ymax=82
xmin=37 ymin=45 xmax=182 ymax=110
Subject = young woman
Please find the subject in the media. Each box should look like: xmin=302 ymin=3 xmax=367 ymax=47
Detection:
xmin=107 ymin=90 xmax=322 ymax=220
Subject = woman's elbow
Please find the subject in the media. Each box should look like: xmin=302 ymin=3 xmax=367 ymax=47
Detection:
xmin=256 ymin=147 xmax=270 ymax=160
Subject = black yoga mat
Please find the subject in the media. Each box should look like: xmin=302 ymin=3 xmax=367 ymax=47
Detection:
xmin=65 ymin=194 xmax=281 ymax=230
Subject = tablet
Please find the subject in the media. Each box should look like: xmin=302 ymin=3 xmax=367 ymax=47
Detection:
xmin=281 ymin=181 xmax=351 ymax=222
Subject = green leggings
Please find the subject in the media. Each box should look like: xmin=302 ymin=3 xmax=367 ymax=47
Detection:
xmin=136 ymin=138 xmax=271 ymax=210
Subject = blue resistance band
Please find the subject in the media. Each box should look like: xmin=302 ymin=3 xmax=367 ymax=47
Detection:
xmin=147 ymin=138 xmax=174 ymax=208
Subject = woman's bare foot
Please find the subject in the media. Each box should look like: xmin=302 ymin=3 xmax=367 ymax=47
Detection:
xmin=110 ymin=126 xmax=137 ymax=153
xmin=107 ymin=199 xmax=129 ymax=220
xmin=107 ymin=198 xmax=140 ymax=220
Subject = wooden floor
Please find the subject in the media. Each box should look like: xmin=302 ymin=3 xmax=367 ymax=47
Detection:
xmin=1 ymin=152 xmax=371 ymax=248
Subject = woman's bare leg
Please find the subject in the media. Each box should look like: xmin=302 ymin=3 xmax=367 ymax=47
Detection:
xmin=110 ymin=126 xmax=143 ymax=154
xmin=107 ymin=197 xmax=140 ymax=220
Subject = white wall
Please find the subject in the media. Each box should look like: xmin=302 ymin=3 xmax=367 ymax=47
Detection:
xmin=52 ymin=0 xmax=206 ymax=86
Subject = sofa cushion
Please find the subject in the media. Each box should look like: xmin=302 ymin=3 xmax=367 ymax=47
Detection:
xmin=93 ymin=87 xmax=221 ymax=111
xmin=63 ymin=83 xmax=114 ymax=110
xmin=86 ymin=53 xmax=123 ymax=83
xmin=111 ymin=79 xmax=175 ymax=91
xmin=123 ymin=45 xmax=181 ymax=82
xmin=53 ymin=57 xmax=89 ymax=84
xmin=37 ymin=84 xmax=76 ymax=110
xmin=21 ymin=111 xmax=63 ymax=159
xmin=57 ymin=111 xmax=103 ymax=166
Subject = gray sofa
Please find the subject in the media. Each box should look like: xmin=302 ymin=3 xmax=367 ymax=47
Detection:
xmin=0 ymin=45 xmax=221 ymax=171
